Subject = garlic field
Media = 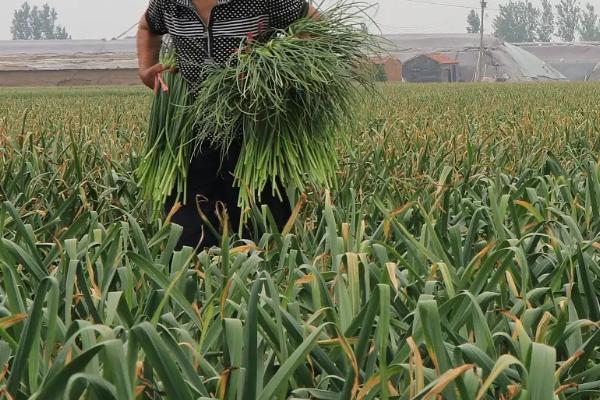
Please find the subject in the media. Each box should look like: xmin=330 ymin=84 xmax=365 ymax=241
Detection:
xmin=0 ymin=84 xmax=599 ymax=399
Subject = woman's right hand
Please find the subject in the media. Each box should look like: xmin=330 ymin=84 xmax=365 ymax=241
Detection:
xmin=139 ymin=63 xmax=167 ymax=89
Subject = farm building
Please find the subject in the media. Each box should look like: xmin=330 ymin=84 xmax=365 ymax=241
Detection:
xmin=1 ymin=38 xmax=407 ymax=87
xmin=3 ymin=35 xmax=596 ymax=86
xmin=371 ymin=57 xmax=402 ymax=81
xmin=382 ymin=34 xmax=566 ymax=82
xmin=402 ymin=53 xmax=459 ymax=83
xmin=0 ymin=39 xmax=138 ymax=87
xmin=1 ymin=38 xmax=404 ymax=86
xmin=516 ymin=41 xmax=600 ymax=81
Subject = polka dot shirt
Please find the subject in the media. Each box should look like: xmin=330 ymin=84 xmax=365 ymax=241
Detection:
xmin=146 ymin=0 xmax=309 ymax=87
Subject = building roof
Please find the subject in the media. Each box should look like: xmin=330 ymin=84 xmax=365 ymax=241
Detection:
xmin=423 ymin=53 xmax=458 ymax=64
xmin=0 ymin=39 xmax=137 ymax=71
xmin=515 ymin=41 xmax=600 ymax=80
xmin=0 ymin=36 xmax=572 ymax=81
xmin=0 ymin=39 xmax=136 ymax=55
xmin=380 ymin=33 xmax=500 ymax=63
xmin=502 ymin=43 xmax=566 ymax=80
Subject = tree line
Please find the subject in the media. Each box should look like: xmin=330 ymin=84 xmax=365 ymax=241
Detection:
xmin=467 ymin=0 xmax=600 ymax=42
xmin=10 ymin=2 xmax=70 ymax=40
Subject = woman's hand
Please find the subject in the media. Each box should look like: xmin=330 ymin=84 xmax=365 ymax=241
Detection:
xmin=139 ymin=63 xmax=167 ymax=89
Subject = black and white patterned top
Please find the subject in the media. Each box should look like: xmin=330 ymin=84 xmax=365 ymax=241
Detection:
xmin=146 ymin=0 xmax=309 ymax=86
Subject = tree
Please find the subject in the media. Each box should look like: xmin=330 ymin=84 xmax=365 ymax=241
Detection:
xmin=578 ymin=3 xmax=600 ymax=40
xmin=556 ymin=0 xmax=580 ymax=41
xmin=494 ymin=1 xmax=540 ymax=42
xmin=538 ymin=0 xmax=555 ymax=41
xmin=525 ymin=2 xmax=541 ymax=41
xmin=467 ymin=9 xmax=481 ymax=33
xmin=10 ymin=2 xmax=32 ymax=40
xmin=10 ymin=2 xmax=70 ymax=40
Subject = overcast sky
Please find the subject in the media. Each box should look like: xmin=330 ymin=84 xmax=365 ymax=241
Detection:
xmin=0 ymin=0 xmax=537 ymax=41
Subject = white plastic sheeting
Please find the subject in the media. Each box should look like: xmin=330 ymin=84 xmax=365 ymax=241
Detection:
xmin=382 ymin=34 xmax=568 ymax=82
xmin=501 ymin=43 xmax=565 ymax=80
xmin=517 ymin=42 xmax=600 ymax=80
xmin=0 ymin=39 xmax=137 ymax=71
xmin=0 ymin=35 xmax=578 ymax=81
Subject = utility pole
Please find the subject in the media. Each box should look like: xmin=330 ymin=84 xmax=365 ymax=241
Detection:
xmin=475 ymin=0 xmax=487 ymax=81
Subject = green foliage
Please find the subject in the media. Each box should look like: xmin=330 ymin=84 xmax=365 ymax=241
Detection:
xmin=10 ymin=2 xmax=70 ymax=40
xmin=192 ymin=2 xmax=377 ymax=212
xmin=467 ymin=9 xmax=481 ymax=34
xmin=578 ymin=3 xmax=600 ymax=40
xmin=556 ymin=0 xmax=581 ymax=41
xmin=10 ymin=2 xmax=32 ymax=41
xmin=372 ymin=64 xmax=388 ymax=82
xmin=493 ymin=0 xmax=540 ymax=42
xmin=538 ymin=0 xmax=555 ymax=41
xmin=2 ymin=83 xmax=600 ymax=398
xmin=136 ymin=65 xmax=194 ymax=219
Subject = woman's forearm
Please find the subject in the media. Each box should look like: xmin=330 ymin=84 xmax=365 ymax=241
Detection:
xmin=137 ymin=14 xmax=164 ymax=88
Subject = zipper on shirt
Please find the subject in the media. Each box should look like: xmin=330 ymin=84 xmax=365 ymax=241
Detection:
xmin=187 ymin=1 xmax=217 ymax=64
xmin=205 ymin=10 xmax=215 ymax=64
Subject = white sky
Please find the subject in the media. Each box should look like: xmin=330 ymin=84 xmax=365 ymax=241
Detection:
xmin=0 ymin=0 xmax=592 ymax=41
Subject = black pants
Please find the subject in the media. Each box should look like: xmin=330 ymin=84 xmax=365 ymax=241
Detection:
xmin=164 ymin=143 xmax=291 ymax=250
